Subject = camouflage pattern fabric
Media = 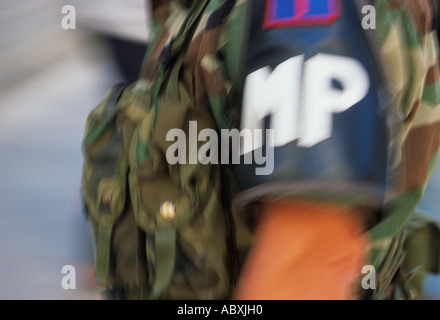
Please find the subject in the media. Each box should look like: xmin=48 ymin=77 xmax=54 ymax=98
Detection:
xmin=82 ymin=0 xmax=253 ymax=299
xmin=358 ymin=0 xmax=440 ymax=299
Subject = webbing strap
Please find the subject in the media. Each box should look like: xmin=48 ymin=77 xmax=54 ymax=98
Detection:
xmin=151 ymin=0 xmax=209 ymax=131
xmin=165 ymin=53 xmax=187 ymax=102
xmin=148 ymin=0 xmax=209 ymax=299
xmin=151 ymin=228 xmax=176 ymax=299
xmin=95 ymin=223 xmax=113 ymax=283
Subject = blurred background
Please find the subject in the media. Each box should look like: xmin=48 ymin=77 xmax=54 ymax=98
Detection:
xmin=0 ymin=0 xmax=149 ymax=299
xmin=0 ymin=0 xmax=439 ymax=300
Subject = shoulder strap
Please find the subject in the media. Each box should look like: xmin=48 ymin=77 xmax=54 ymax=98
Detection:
xmin=149 ymin=0 xmax=209 ymax=132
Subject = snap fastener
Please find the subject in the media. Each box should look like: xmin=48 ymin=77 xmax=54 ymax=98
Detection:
xmin=160 ymin=201 xmax=176 ymax=220
xmin=102 ymin=188 xmax=112 ymax=205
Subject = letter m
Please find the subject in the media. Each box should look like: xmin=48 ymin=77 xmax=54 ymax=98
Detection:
xmin=241 ymin=56 xmax=303 ymax=154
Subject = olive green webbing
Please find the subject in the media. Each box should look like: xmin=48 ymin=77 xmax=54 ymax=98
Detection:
xmin=151 ymin=228 xmax=177 ymax=299
xmin=148 ymin=0 xmax=209 ymax=299
xmin=151 ymin=0 xmax=208 ymax=132
xmin=95 ymin=223 xmax=113 ymax=283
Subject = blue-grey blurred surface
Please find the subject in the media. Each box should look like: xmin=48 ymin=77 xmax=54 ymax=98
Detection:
xmin=0 ymin=0 xmax=148 ymax=299
xmin=416 ymin=158 xmax=440 ymax=300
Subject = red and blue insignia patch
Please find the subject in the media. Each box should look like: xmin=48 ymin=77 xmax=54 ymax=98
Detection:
xmin=264 ymin=0 xmax=342 ymax=29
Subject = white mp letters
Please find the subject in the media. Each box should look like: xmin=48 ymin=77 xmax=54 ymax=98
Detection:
xmin=241 ymin=53 xmax=370 ymax=151
xmin=165 ymin=53 xmax=370 ymax=176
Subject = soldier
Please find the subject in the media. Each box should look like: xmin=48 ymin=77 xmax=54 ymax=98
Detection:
xmin=82 ymin=0 xmax=440 ymax=299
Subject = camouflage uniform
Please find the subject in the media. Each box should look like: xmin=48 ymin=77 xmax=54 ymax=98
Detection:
xmin=82 ymin=0 xmax=440 ymax=299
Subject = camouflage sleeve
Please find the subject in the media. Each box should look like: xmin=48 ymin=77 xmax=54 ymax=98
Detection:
xmin=361 ymin=0 xmax=440 ymax=299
